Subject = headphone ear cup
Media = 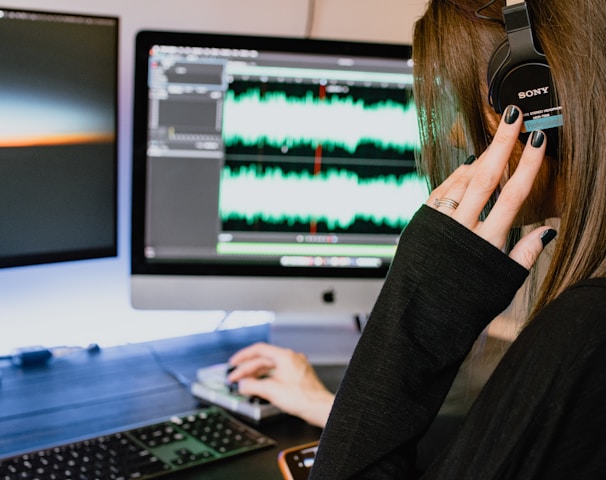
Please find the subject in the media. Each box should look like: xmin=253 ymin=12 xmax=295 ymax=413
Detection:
xmin=487 ymin=50 xmax=560 ymax=156
xmin=485 ymin=2 xmax=562 ymax=156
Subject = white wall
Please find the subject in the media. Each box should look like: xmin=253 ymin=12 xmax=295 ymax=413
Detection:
xmin=0 ymin=0 xmax=427 ymax=354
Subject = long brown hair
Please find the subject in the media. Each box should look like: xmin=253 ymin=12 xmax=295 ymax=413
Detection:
xmin=413 ymin=0 xmax=606 ymax=319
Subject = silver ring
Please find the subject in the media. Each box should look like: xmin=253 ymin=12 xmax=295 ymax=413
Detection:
xmin=434 ymin=197 xmax=459 ymax=210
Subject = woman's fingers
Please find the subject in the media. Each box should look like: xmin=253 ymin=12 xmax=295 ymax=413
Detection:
xmin=452 ymin=105 xmax=523 ymax=228
xmin=227 ymin=342 xmax=278 ymax=381
xmin=428 ymin=105 xmax=523 ymax=226
xmin=479 ymin=130 xmax=547 ymax=248
xmin=227 ymin=356 xmax=274 ymax=382
xmin=426 ymin=104 xmax=552 ymax=270
xmin=509 ymin=227 xmax=557 ymax=270
xmin=228 ymin=341 xmax=287 ymax=367
xmin=428 ymin=162 xmax=475 ymax=214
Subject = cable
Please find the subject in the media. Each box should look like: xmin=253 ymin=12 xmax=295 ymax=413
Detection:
xmin=147 ymin=346 xmax=193 ymax=390
xmin=475 ymin=0 xmax=505 ymax=24
xmin=304 ymin=0 xmax=317 ymax=38
xmin=212 ymin=311 xmax=233 ymax=332
xmin=0 ymin=344 xmax=101 ymax=368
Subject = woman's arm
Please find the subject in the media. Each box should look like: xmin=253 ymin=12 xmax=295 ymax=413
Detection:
xmin=310 ymin=107 xmax=549 ymax=479
xmin=310 ymin=205 xmax=528 ymax=479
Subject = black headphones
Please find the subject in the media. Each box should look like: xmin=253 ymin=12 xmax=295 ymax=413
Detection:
xmin=486 ymin=1 xmax=562 ymax=152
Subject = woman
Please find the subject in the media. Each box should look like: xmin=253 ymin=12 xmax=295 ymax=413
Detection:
xmin=307 ymin=0 xmax=606 ymax=478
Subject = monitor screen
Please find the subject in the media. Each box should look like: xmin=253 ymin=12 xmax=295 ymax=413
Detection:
xmin=131 ymin=30 xmax=427 ymax=315
xmin=0 ymin=8 xmax=118 ymax=269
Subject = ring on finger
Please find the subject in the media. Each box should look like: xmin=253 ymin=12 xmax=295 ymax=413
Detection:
xmin=434 ymin=197 xmax=460 ymax=210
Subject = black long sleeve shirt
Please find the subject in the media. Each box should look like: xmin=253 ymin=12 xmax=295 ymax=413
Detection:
xmin=310 ymin=205 xmax=606 ymax=479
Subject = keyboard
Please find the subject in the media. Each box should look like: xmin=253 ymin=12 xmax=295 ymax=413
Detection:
xmin=0 ymin=406 xmax=275 ymax=479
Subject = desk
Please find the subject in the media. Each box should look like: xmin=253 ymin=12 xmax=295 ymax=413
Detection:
xmin=0 ymin=323 xmax=487 ymax=478
xmin=0 ymin=324 xmax=342 ymax=479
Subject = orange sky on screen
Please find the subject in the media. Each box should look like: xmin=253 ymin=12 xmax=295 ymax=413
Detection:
xmin=0 ymin=132 xmax=114 ymax=147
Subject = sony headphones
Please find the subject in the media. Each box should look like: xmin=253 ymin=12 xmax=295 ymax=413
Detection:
xmin=486 ymin=0 xmax=562 ymax=152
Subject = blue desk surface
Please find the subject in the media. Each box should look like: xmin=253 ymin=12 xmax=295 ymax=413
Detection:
xmin=0 ymin=325 xmax=340 ymax=479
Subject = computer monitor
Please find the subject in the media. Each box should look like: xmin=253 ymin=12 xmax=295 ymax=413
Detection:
xmin=0 ymin=8 xmax=118 ymax=269
xmin=131 ymin=30 xmax=427 ymax=316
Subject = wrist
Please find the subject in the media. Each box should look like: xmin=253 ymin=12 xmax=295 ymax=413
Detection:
xmin=297 ymin=389 xmax=335 ymax=428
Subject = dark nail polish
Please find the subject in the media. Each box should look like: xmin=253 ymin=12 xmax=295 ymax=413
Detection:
xmin=530 ymin=130 xmax=545 ymax=148
xmin=540 ymin=228 xmax=557 ymax=247
xmin=504 ymin=105 xmax=520 ymax=124
xmin=464 ymin=154 xmax=476 ymax=165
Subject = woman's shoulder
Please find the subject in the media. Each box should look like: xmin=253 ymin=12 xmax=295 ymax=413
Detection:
xmin=472 ymin=278 xmax=606 ymax=413
xmin=514 ymin=276 xmax=606 ymax=364
xmin=541 ymin=277 xmax=606 ymax=324
xmin=563 ymin=276 xmax=606 ymax=297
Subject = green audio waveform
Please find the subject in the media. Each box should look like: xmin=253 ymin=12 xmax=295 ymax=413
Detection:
xmin=219 ymin=164 xmax=428 ymax=230
xmin=222 ymin=89 xmax=420 ymax=153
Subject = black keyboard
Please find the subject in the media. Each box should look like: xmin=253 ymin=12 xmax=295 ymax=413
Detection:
xmin=0 ymin=406 xmax=275 ymax=479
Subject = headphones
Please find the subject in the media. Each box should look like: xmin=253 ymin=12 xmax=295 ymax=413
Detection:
xmin=486 ymin=0 xmax=562 ymax=152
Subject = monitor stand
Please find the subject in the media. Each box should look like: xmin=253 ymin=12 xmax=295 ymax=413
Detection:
xmin=269 ymin=313 xmax=364 ymax=365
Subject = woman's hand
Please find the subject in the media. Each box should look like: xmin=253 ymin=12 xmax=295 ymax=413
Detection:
xmin=227 ymin=342 xmax=334 ymax=428
xmin=427 ymin=105 xmax=555 ymax=270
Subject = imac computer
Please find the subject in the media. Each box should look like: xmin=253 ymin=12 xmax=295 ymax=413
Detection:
xmin=130 ymin=30 xmax=428 ymax=318
xmin=0 ymin=8 xmax=119 ymax=269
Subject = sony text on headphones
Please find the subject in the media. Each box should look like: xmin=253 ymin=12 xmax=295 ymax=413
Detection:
xmin=487 ymin=0 xmax=563 ymax=143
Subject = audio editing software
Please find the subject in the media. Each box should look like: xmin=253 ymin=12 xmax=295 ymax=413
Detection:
xmin=143 ymin=40 xmax=427 ymax=269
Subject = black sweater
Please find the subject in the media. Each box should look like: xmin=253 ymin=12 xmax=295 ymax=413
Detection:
xmin=310 ymin=205 xmax=606 ymax=479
